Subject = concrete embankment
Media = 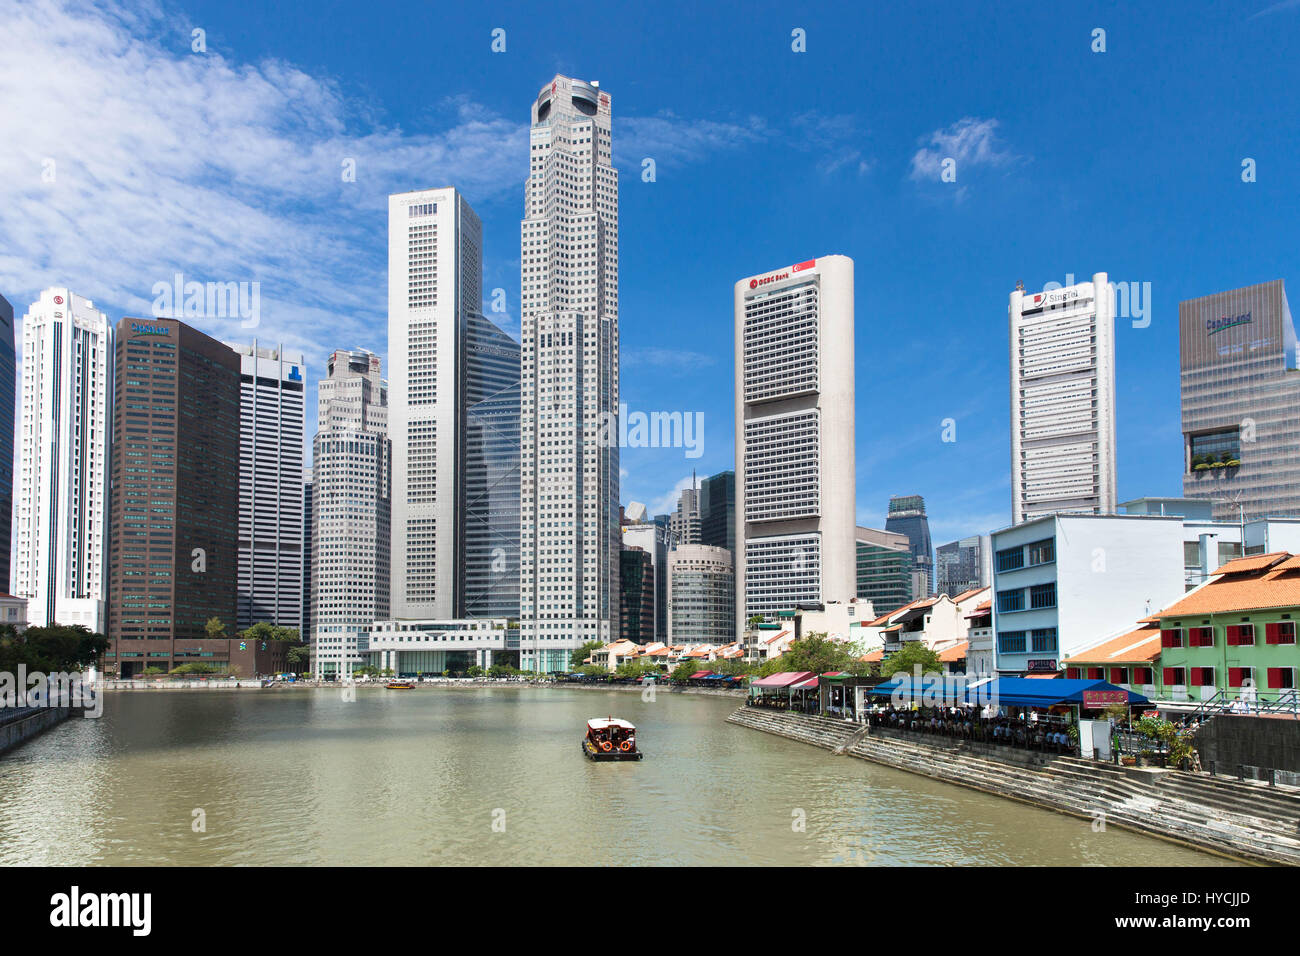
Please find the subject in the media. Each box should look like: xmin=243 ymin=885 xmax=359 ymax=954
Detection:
xmin=0 ymin=705 xmax=80 ymax=756
xmin=727 ymin=706 xmax=1300 ymax=866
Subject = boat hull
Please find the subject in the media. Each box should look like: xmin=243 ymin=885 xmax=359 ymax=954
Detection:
xmin=582 ymin=738 xmax=643 ymax=761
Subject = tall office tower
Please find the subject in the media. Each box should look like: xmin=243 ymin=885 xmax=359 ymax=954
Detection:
xmin=301 ymin=466 xmax=313 ymax=638
xmin=1008 ymin=273 xmax=1117 ymax=523
xmin=311 ymin=349 xmax=390 ymax=679
xmin=619 ymin=546 xmax=655 ymax=643
xmin=464 ymin=313 xmax=521 ymax=619
xmin=735 ymin=256 xmax=856 ymax=634
xmin=700 ymin=469 xmax=736 ymax=557
xmin=107 ymin=319 xmax=240 ymax=675
xmin=232 ymin=342 xmax=306 ymax=630
xmin=935 ymin=534 xmax=992 ymax=596
xmin=885 ymin=495 xmax=934 ymax=596
xmin=1180 ymin=280 xmax=1300 ymax=521
xmin=518 ymin=75 xmax=620 ymax=672
xmin=388 ymin=187 xmax=483 ymax=621
xmin=13 ymin=289 xmax=113 ymax=630
xmin=856 ymin=526 xmax=913 ymax=612
xmin=668 ymin=544 xmax=736 ymax=644
xmin=669 ymin=480 xmax=701 ymax=545
xmin=622 ymin=504 xmax=671 ymax=642
xmin=0 ymin=295 xmax=14 ymax=593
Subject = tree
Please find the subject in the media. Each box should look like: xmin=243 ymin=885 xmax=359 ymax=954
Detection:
xmin=354 ymin=665 xmax=380 ymax=678
xmin=241 ymin=622 xmax=300 ymax=643
xmin=204 ymin=617 xmax=228 ymax=641
xmin=614 ymin=658 xmax=660 ymax=680
xmin=570 ymin=640 xmax=603 ymax=669
xmin=170 ymin=661 xmax=222 ymax=675
xmin=759 ymin=632 xmax=870 ymax=678
xmin=0 ymin=623 xmax=108 ymax=674
xmin=286 ymin=645 xmax=311 ymax=670
xmin=670 ymin=662 xmax=697 ymax=682
xmin=875 ymin=641 xmax=943 ymax=680
xmin=576 ymin=664 xmax=607 ymax=679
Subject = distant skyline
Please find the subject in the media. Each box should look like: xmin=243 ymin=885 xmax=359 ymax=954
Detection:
xmin=3 ymin=0 xmax=1300 ymax=546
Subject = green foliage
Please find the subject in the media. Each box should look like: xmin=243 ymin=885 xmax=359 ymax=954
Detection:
xmin=614 ymin=658 xmax=660 ymax=679
xmin=1134 ymin=715 xmax=1197 ymax=769
xmin=467 ymin=665 xmax=485 ymax=678
xmin=204 ymin=617 xmax=228 ymax=640
xmin=570 ymin=640 xmax=604 ymax=669
xmin=354 ymin=665 xmax=381 ymax=678
xmin=241 ymin=622 xmax=300 ymax=643
xmin=670 ymin=662 xmax=697 ymax=682
xmin=286 ymin=645 xmax=311 ymax=669
xmin=576 ymin=664 xmax=607 ymax=678
xmin=170 ymin=661 xmax=223 ymax=675
xmin=759 ymin=632 xmax=870 ymax=678
xmin=0 ymin=623 xmax=109 ymax=674
xmin=141 ymin=666 xmax=165 ymax=676
xmin=703 ymin=657 xmax=757 ymax=677
xmin=875 ymin=641 xmax=943 ymax=680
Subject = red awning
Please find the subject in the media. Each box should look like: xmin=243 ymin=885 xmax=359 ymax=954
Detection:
xmin=750 ymin=671 xmax=816 ymax=688
xmin=689 ymin=670 xmax=714 ymax=679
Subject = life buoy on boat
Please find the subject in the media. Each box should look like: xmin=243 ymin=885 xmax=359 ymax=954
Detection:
xmin=600 ymin=740 xmax=612 ymax=751
xmin=619 ymin=740 xmax=632 ymax=752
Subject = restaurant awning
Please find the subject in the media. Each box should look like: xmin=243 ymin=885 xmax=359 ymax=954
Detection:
xmin=750 ymin=670 xmax=816 ymax=688
xmin=791 ymin=677 xmax=819 ymax=690
xmin=689 ymin=671 xmax=713 ymax=679
xmin=868 ymin=676 xmax=1149 ymax=708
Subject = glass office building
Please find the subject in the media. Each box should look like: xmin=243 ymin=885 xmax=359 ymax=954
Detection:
xmin=856 ymin=526 xmax=913 ymax=613
xmin=464 ymin=312 xmax=521 ymax=620
xmin=1181 ymin=280 xmax=1300 ymax=521
xmin=0 ymin=295 xmax=14 ymax=593
xmin=884 ymin=494 xmax=933 ymax=596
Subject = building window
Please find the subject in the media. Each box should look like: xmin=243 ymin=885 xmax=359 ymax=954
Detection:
xmin=1228 ymin=666 xmax=1254 ymax=688
xmin=997 ymin=589 xmax=1024 ymax=613
xmin=998 ymin=631 xmax=1026 ymax=654
xmin=1030 ymin=627 xmax=1057 ymax=652
xmin=995 ymin=546 xmax=1024 ymax=572
xmin=1027 ymin=539 xmax=1055 ymax=566
xmin=1162 ymin=666 xmax=1186 ymax=686
xmin=1226 ymin=623 xmax=1255 ymax=646
xmin=1189 ymin=666 xmax=1215 ymax=687
xmin=1267 ymin=667 xmax=1296 ymax=689
xmin=1029 ymin=583 xmax=1056 ymax=610
xmin=1265 ymin=622 xmax=1296 ymax=645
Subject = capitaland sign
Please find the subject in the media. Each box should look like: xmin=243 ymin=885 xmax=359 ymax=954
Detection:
xmin=1206 ymin=311 xmax=1252 ymax=336
xmin=131 ymin=322 xmax=171 ymax=336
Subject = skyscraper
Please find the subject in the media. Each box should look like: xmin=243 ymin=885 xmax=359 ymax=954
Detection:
xmin=622 ymin=505 xmax=671 ymax=642
xmin=856 ymin=526 xmax=913 ymax=612
xmin=669 ymin=480 xmax=701 ymax=545
xmin=935 ymin=534 xmax=992 ymax=596
xmin=0 ymin=294 xmax=15 ymax=594
xmin=518 ymin=75 xmax=620 ymax=672
xmin=107 ymin=318 xmax=240 ymax=674
xmin=232 ymin=341 xmax=306 ymax=630
xmin=388 ymin=188 xmax=483 ymax=621
xmin=668 ymin=544 xmax=735 ymax=643
xmin=301 ymin=465 xmax=313 ymax=638
xmin=1008 ymin=273 xmax=1117 ymax=523
xmin=311 ymin=349 xmax=390 ymax=679
xmin=885 ymin=494 xmax=934 ymax=597
xmin=13 ymin=289 xmax=113 ymax=631
xmin=699 ymin=470 xmax=736 ymax=558
xmin=464 ymin=313 xmax=521 ymax=619
xmin=619 ymin=546 xmax=655 ymax=644
xmin=735 ymin=256 xmax=856 ymax=632
xmin=1180 ymin=279 xmax=1300 ymax=521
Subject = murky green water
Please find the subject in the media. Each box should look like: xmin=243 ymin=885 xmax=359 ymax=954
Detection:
xmin=0 ymin=687 xmax=1237 ymax=866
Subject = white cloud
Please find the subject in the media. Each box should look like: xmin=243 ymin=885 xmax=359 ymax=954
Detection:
xmin=648 ymin=473 xmax=697 ymax=516
xmin=908 ymin=117 xmax=1021 ymax=197
xmin=617 ymin=111 xmax=765 ymax=168
xmin=622 ymin=346 xmax=716 ymax=373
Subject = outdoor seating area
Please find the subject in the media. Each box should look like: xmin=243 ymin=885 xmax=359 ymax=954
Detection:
xmin=867 ymin=705 xmax=1078 ymax=754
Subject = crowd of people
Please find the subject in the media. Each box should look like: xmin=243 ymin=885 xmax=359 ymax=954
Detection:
xmin=867 ymin=705 xmax=1078 ymax=754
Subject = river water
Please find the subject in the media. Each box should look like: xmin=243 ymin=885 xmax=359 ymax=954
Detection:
xmin=0 ymin=687 xmax=1237 ymax=866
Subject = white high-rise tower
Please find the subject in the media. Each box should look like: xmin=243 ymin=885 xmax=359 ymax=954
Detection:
xmin=13 ymin=288 xmax=113 ymax=630
xmin=519 ymin=75 xmax=620 ymax=672
xmin=734 ymin=257 xmax=856 ymax=634
xmin=1008 ymin=273 xmax=1117 ymax=524
xmin=388 ymin=188 xmax=483 ymax=620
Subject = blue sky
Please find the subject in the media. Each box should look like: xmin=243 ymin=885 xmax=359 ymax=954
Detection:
xmin=3 ymin=0 xmax=1299 ymax=545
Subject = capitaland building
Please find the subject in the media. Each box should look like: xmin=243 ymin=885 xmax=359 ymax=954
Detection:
xmin=106 ymin=318 xmax=240 ymax=675
xmin=1180 ymin=279 xmax=1300 ymax=521
xmin=855 ymin=526 xmax=913 ymax=612
xmin=518 ymin=75 xmax=621 ymax=672
xmin=1008 ymin=274 xmax=1117 ymax=523
xmin=885 ymin=494 xmax=933 ymax=596
xmin=13 ymin=289 xmax=112 ymax=631
xmin=735 ymin=256 xmax=856 ymax=635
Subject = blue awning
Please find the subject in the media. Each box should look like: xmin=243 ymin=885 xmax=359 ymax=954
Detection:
xmin=869 ymin=676 xmax=1149 ymax=708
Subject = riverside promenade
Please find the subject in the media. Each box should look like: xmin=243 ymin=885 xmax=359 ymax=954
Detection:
xmin=728 ymin=706 xmax=1300 ymax=866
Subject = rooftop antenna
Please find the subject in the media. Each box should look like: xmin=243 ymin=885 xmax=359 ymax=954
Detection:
xmin=1015 ymin=279 xmax=1025 ymax=291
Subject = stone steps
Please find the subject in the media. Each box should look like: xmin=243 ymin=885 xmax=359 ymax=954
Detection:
xmin=728 ymin=708 xmax=1300 ymax=865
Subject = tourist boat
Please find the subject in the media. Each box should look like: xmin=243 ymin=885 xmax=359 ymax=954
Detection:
xmin=385 ymin=681 xmax=415 ymax=690
xmin=582 ymin=717 xmax=643 ymax=761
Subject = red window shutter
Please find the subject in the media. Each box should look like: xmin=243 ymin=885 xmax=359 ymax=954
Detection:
xmin=1161 ymin=629 xmax=1176 ymax=647
xmin=1109 ymin=667 xmax=1125 ymax=684
xmin=1163 ymin=667 xmax=1179 ymax=685
xmin=1266 ymin=623 xmax=1280 ymax=645
xmin=1066 ymin=667 xmax=1080 ymax=679
xmin=1088 ymin=667 xmax=1103 ymax=680
xmin=1229 ymin=667 xmax=1247 ymax=687
xmin=1225 ymin=626 xmax=1237 ymax=646
xmin=1189 ymin=668 xmax=1202 ymax=687
xmin=1268 ymin=667 xmax=1284 ymax=689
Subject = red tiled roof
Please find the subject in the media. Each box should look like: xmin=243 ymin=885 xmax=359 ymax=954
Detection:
xmin=1157 ymin=555 xmax=1300 ymax=616
xmin=1212 ymin=552 xmax=1288 ymax=575
xmin=1061 ymin=624 xmax=1161 ymax=666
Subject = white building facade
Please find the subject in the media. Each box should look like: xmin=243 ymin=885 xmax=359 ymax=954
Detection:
xmin=232 ymin=341 xmax=306 ymax=631
xmin=388 ymin=188 xmax=483 ymax=620
xmin=518 ymin=75 xmax=621 ymax=672
xmin=667 ymin=544 xmax=735 ymax=643
xmin=734 ymin=256 xmax=856 ymax=636
xmin=311 ymin=350 xmax=390 ymax=679
xmin=13 ymin=289 xmax=113 ymax=631
xmin=1009 ymin=273 xmax=1117 ymax=523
